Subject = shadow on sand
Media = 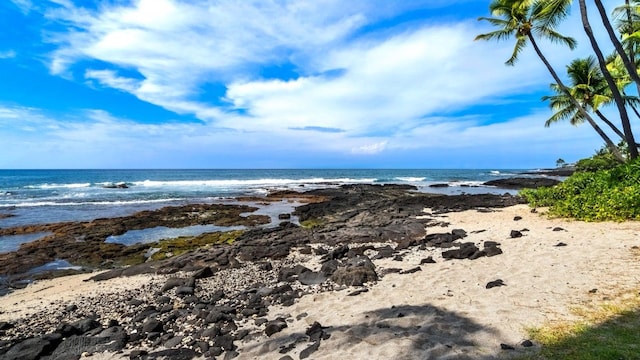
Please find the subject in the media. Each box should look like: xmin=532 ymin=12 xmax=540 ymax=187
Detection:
xmin=242 ymin=303 xmax=535 ymax=359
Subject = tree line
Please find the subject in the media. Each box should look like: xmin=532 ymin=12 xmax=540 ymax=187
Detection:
xmin=476 ymin=0 xmax=640 ymax=162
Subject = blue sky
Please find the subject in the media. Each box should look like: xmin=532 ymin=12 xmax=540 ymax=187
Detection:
xmin=0 ymin=0 xmax=625 ymax=169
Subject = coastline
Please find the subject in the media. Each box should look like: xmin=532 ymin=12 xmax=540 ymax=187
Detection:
xmin=1 ymin=184 xmax=639 ymax=359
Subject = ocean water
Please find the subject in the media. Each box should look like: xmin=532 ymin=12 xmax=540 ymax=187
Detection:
xmin=0 ymin=168 xmax=537 ymax=256
xmin=0 ymin=169 xmax=526 ymax=230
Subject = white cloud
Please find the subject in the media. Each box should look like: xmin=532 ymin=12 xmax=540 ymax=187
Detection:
xmin=222 ymin=23 xmax=545 ymax=135
xmin=0 ymin=103 xmax=604 ymax=168
xmin=10 ymin=0 xmax=33 ymax=14
xmin=23 ymin=0 xmax=624 ymax=168
xmin=0 ymin=50 xmax=17 ymax=59
xmin=352 ymin=141 xmax=388 ymax=155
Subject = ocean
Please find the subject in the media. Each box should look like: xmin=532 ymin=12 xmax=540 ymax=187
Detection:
xmin=0 ymin=169 xmax=526 ymax=229
xmin=0 ymin=168 xmax=533 ymax=261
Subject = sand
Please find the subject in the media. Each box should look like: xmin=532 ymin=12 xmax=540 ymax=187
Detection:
xmin=2 ymin=204 xmax=640 ymax=359
xmin=239 ymin=204 xmax=640 ymax=359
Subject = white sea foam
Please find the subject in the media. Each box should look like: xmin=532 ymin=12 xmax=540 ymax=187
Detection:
xmin=25 ymin=183 xmax=91 ymax=189
xmin=0 ymin=198 xmax=184 ymax=208
xmin=395 ymin=177 xmax=426 ymax=182
xmin=134 ymin=178 xmax=377 ymax=188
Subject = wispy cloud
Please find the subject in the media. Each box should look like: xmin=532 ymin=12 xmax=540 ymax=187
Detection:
xmin=9 ymin=0 xmax=33 ymax=14
xmin=4 ymin=0 xmax=616 ymax=168
xmin=0 ymin=50 xmax=17 ymax=59
xmin=352 ymin=141 xmax=388 ymax=155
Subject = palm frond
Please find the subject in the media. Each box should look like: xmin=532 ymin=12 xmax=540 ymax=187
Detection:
xmin=533 ymin=0 xmax=572 ymax=30
xmin=506 ymin=36 xmax=528 ymax=65
xmin=536 ymin=28 xmax=577 ymax=49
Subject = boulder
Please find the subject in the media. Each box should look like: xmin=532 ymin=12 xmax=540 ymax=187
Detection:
xmin=331 ymin=255 xmax=378 ymax=286
xmin=3 ymin=334 xmax=63 ymax=360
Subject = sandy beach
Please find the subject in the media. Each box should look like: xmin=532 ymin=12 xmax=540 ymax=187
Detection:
xmin=2 ymin=202 xmax=639 ymax=359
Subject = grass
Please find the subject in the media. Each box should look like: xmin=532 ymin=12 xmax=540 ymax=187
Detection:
xmin=518 ymin=290 xmax=640 ymax=360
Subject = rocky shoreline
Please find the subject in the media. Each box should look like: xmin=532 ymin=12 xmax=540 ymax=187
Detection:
xmin=0 ymin=184 xmax=535 ymax=359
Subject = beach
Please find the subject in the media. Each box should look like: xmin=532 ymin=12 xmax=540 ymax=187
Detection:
xmin=1 ymin=184 xmax=638 ymax=359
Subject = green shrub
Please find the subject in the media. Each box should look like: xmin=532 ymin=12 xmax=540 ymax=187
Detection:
xmin=521 ymin=158 xmax=640 ymax=221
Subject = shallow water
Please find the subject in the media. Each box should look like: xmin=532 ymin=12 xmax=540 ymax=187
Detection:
xmin=0 ymin=232 xmax=53 ymax=253
xmin=105 ymin=224 xmax=247 ymax=246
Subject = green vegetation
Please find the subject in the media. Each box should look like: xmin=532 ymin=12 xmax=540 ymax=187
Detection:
xmin=476 ymin=0 xmax=640 ymax=220
xmin=521 ymin=155 xmax=640 ymax=221
xmin=518 ymin=291 xmax=640 ymax=360
xmin=300 ymin=218 xmax=325 ymax=229
xmin=114 ymin=230 xmax=244 ymax=265
xmin=476 ymin=0 xmax=640 ymax=161
xmin=149 ymin=230 xmax=243 ymax=261
xmin=574 ymin=146 xmax=623 ymax=172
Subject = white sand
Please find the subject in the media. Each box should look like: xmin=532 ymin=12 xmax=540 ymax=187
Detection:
xmin=2 ymin=204 xmax=640 ymax=359
xmin=0 ymin=272 xmax=155 ymax=322
xmin=239 ymin=205 xmax=640 ymax=359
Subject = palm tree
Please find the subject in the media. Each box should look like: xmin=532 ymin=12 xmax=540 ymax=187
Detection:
xmin=579 ymin=0 xmax=638 ymax=159
xmin=543 ymin=56 xmax=640 ymax=150
xmin=475 ymin=0 xmax=625 ymax=162
xmin=606 ymin=52 xmax=640 ymax=121
xmin=612 ymin=0 xmax=640 ymax=63
xmin=595 ymin=0 xmax=640 ymax=91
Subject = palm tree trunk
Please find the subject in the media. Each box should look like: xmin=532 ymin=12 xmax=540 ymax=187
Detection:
xmin=624 ymin=0 xmax=635 ymax=65
xmin=629 ymin=97 xmax=640 ymax=119
xmin=592 ymin=0 xmax=639 ymax=159
xmin=527 ymin=33 xmax=625 ymax=162
xmin=594 ymin=0 xmax=640 ymax=90
xmin=595 ymin=110 xmax=626 ymax=139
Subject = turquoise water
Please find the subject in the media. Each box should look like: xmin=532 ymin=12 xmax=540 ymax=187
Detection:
xmin=0 ymin=169 xmax=526 ymax=228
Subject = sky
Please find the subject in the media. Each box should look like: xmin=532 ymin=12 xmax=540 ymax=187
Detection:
xmin=0 ymin=0 xmax=630 ymax=169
